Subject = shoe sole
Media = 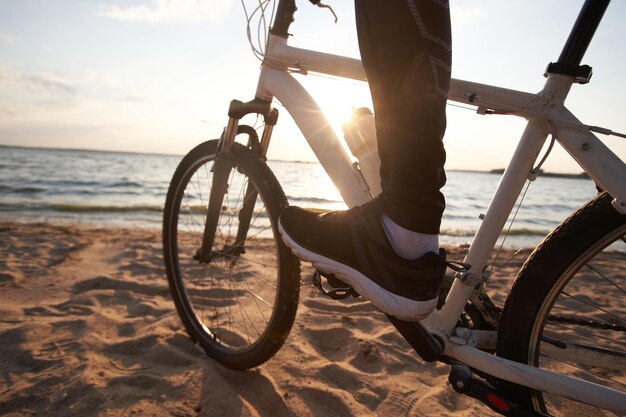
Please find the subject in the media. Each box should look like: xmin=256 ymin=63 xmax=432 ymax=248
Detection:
xmin=278 ymin=221 xmax=436 ymax=322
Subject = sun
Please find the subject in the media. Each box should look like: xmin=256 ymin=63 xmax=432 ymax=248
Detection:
xmin=297 ymin=73 xmax=373 ymax=144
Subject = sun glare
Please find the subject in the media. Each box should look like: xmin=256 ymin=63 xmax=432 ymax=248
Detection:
xmin=298 ymin=74 xmax=373 ymax=147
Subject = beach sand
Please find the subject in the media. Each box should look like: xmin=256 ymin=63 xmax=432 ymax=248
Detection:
xmin=0 ymin=222 xmax=541 ymax=416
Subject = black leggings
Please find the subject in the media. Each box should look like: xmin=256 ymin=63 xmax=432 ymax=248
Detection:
xmin=355 ymin=0 xmax=451 ymax=234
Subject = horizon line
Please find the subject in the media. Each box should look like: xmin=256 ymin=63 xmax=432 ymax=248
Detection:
xmin=0 ymin=143 xmax=585 ymax=176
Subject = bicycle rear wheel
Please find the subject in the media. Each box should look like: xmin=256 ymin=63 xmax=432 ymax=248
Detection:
xmin=497 ymin=192 xmax=626 ymax=415
xmin=163 ymin=139 xmax=300 ymax=369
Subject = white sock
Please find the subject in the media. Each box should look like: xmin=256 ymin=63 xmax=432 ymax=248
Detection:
xmin=381 ymin=214 xmax=439 ymax=260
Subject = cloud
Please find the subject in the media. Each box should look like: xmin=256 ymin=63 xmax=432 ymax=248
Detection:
xmin=82 ymin=69 xmax=130 ymax=89
xmin=81 ymin=69 xmax=149 ymax=103
xmin=0 ymin=34 xmax=15 ymax=44
xmin=120 ymin=93 xmax=149 ymax=103
xmin=0 ymin=70 xmax=76 ymax=96
xmin=0 ymin=67 xmax=149 ymax=118
xmin=25 ymin=74 xmax=77 ymax=96
xmin=102 ymin=0 xmax=234 ymax=23
xmin=0 ymin=69 xmax=78 ymax=116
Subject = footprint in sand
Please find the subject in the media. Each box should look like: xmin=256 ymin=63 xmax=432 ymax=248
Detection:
xmin=375 ymin=389 xmax=422 ymax=415
xmin=38 ymin=338 xmax=82 ymax=360
xmin=72 ymin=275 xmax=168 ymax=298
xmin=315 ymin=362 xmax=386 ymax=410
xmin=303 ymin=326 xmax=354 ymax=359
xmin=71 ymin=275 xmax=171 ymax=320
xmin=52 ymin=298 xmax=96 ymax=316
xmin=0 ymin=327 xmax=63 ymax=374
xmin=103 ymin=334 xmax=198 ymax=369
xmin=0 ymin=273 xmax=15 ymax=285
xmin=23 ymin=306 xmax=65 ymax=317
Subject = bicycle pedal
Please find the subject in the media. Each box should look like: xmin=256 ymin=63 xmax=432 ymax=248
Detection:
xmin=448 ymin=364 xmax=549 ymax=416
xmin=325 ymin=273 xmax=349 ymax=289
xmin=312 ymin=270 xmax=360 ymax=300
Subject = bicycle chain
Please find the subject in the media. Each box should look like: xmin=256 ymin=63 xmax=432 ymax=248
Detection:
xmin=488 ymin=304 xmax=625 ymax=332
xmin=547 ymin=314 xmax=626 ymax=332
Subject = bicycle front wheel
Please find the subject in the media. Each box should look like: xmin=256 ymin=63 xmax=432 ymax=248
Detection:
xmin=497 ymin=192 xmax=625 ymax=416
xmin=163 ymin=139 xmax=300 ymax=370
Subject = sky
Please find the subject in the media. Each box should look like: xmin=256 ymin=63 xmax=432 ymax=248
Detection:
xmin=1 ymin=0 xmax=625 ymax=173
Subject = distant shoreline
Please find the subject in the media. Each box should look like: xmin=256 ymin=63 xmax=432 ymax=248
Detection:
xmin=488 ymin=168 xmax=591 ymax=180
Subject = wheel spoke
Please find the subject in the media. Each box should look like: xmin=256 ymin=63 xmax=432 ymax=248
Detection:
xmin=540 ymin=337 xmax=626 ymax=371
xmin=585 ymin=262 xmax=625 ymax=296
xmin=539 ymin=351 xmax=626 ymax=389
xmin=546 ymin=321 xmax=623 ymax=347
xmin=560 ymin=290 xmax=625 ymax=325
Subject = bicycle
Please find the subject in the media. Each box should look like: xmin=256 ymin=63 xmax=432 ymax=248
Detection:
xmin=162 ymin=1 xmax=625 ymax=415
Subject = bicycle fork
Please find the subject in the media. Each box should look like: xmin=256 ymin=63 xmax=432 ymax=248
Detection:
xmin=197 ymin=98 xmax=279 ymax=262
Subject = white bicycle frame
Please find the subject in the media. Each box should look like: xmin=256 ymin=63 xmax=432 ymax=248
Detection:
xmin=234 ymin=33 xmax=626 ymax=413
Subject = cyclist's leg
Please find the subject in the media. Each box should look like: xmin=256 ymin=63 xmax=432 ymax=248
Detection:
xmin=356 ymin=0 xmax=451 ymax=236
xmin=278 ymin=0 xmax=452 ymax=321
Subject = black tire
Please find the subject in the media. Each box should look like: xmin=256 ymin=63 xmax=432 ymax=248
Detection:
xmin=163 ymin=139 xmax=300 ymax=370
xmin=497 ymin=192 xmax=626 ymax=415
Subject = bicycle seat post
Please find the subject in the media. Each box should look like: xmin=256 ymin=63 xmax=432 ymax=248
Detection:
xmin=544 ymin=0 xmax=610 ymax=84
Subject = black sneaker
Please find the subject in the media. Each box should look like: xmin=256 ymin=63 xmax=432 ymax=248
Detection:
xmin=278 ymin=197 xmax=447 ymax=321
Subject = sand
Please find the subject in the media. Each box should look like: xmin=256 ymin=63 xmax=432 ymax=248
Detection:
xmin=0 ymin=222 xmax=543 ymax=416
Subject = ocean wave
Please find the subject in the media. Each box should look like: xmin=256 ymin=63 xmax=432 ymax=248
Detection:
xmin=0 ymin=186 xmax=140 ymax=197
xmin=0 ymin=202 xmax=163 ymax=213
xmin=440 ymin=227 xmax=549 ymax=237
xmin=28 ymin=179 xmax=103 ymax=187
xmin=6 ymin=179 xmax=146 ymax=190
xmin=106 ymin=181 xmax=143 ymax=188
xmin=3 ymin=202 xmax=551 ymax=237
xmin=442 ymin=213 xmax=482 ymax=221
xmin=49 ymin=204 xmax=163 ymax=213
xmin=0 ymin=202 xmax=277 ymax=219
xmin=0 ymin=185 xmax=48 ymax=194
xmin=285 ymin=196 xmax=342 ymax=205
xmin=500 ymin=228 xmax=551 ymax=236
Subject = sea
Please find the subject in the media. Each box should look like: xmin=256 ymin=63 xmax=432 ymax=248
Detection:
xmin=0 ymin=145 xmax=600 ymax=249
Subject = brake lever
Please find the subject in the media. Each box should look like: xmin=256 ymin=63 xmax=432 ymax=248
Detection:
xmin=308 ymin=0 xmax=338 ymax=23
